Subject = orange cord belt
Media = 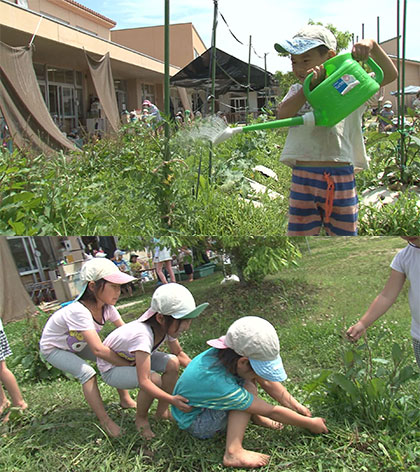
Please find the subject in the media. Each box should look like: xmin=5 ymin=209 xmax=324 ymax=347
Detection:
xmin=323 ymin=172 xmax=335 ymax=223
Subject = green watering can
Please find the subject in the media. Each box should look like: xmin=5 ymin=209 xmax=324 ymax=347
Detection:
xmin=213 ymin=53 xmax=384 ymax=144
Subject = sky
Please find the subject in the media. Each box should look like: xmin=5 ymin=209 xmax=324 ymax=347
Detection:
xmin=81 ymin=0 xmax=419 ymax=74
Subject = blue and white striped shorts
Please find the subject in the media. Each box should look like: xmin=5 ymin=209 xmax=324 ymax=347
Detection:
xmin=288 ymin=165 xmax=358 ymax=236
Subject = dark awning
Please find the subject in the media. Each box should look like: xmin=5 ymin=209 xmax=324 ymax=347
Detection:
xmin=170 ymin=47 xmax=274 ymax=95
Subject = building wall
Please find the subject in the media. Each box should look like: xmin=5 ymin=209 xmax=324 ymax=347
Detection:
xmin=111 ymin=23 xmax=207 ymax=69
xmin=380 ymin=37 xmax=420 ymax=109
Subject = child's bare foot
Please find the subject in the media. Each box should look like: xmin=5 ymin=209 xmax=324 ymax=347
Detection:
xmin=155 ymin=409 xmax=173 ymax=421
xmin=135 ymin=417 xmax=155 ymax=440
xmin=252 ymin=414 xmax=283 ymax=430
xmin=223 ymin=448 xmax=270 ymax=468
xmin=15 ymin=400 xmax=28 ymax=411
xmin=100 ymin=418 xmax=121 ymax=437
xmin=0 ymin=399 xmax=11 ymax=415
xmin=120 ymin=398 xmax=137 ymax=409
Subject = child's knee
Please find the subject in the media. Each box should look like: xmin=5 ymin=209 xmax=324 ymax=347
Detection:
xmin=165 ymin=355 xmax=180 ymax=375
xmin=79 ymin=365 xmax=97 ymax=385
xmin=151 ymin=372 xmax=162 ymax=386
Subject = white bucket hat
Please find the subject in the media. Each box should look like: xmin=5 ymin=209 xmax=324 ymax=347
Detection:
xmin=274 ymin=25 xmax=337 ymax=55
xmin=207 ymin=316 xmax=287 ymax=382
xmin=80 ymin=257 xmax=135 ymax=285
xmin=71 ymin=258 xmax=136 ymax=303
xmin=139 ymin=283 xmax=209 ymax=321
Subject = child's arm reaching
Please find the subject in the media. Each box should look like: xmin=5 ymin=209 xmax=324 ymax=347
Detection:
xmin=257 ymin=378 xmax=311 ymax=417
xmin=246 ymin=396 xmax=327 ymax=434
xmin=135 ymin=350 xmax=192 ymax=412
xmin=82 ymin=330 xmax=133 ymax=367
xmin=346 ymin=269 xmax=406 ymax=341
xmin=352 ymin=39 xmax=398 ymax=86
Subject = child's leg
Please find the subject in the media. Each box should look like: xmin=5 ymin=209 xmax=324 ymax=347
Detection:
xmin=0 ymin=360 xmax=27 ymax=410
xmin=0 ymin=382 xmax=10 ymax=414
xmin=117 ymin=388 xmax=136 ymax=409
xmin=223 ymin=380 xmax=270 ymax=468
xmin=287 ymin=167 xmax=322 ymax=236
xmin=135 ymin=372 xmax=162 ymax=439
xmin=44 ymin=348 xmax=120 ymax=436
xmin=322 ymin=166 xmax=358 ymax=236
xmin=154 ymin=261 xmax=167 ymax=284
xmin=223 ymin=409 xmax=270 ymax=469
xmin=82 ymin=375 xmax=121 ymax=437
xmin=154 ymin=355 xmax=179 ymax=419
xmin=164 ymin=260 xmax=176 ymax=283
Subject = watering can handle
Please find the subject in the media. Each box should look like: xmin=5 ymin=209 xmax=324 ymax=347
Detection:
xmin=303 ymin=55 xmax=384 ymax=98
xmin=366 ymin=57 xmax=384 ymax=85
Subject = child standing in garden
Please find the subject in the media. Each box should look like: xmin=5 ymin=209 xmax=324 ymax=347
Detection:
xmin=0 ymin=318 xmax=27 ymax=422
xmin=347 ymin=236 xmax=420 ymax=370
xmin=172 ymin=316 xmax=328 ymax=469
xmin=97 ymin=283 xmax=209 ymax=439
xmin=39 ymin=257 xmax=137 ymax=437
xmin=275 ymin=25 xmax=398 ymax=236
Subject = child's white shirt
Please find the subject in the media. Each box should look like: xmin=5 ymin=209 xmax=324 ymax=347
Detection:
xmin=279 ymin=83 xmax=369 ymax=171
xmin=39 ymin=301 xmax=121 ymax=355
xmin=390 ymin=244 xmax=420 ymax=341
xmin=97 ymin=319 xmax=170 ymax=373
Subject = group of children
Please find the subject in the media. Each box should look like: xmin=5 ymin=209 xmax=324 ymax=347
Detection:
xmin=1 ymin=233 xmax=418 ymax=468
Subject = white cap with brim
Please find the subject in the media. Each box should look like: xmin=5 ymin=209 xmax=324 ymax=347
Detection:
xmin=207 ymin=316 xmax=287 ymax=382
xmin=274 ymin=25 xmax=337 ymax=55
xmin=73 ymin=258 xmax=136 ymax=302
xmin=139 ymin=283 xmax=209 ymax=321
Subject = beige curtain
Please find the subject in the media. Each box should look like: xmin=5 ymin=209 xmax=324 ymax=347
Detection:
xmin=0 ymin=42 xmax=77 ymax=154
xmin=0 ymin=238 xmax=38 ymax=323
xmin=177 ymin=86 xmax=193 ymax=113
xmin=85 ymin=51 xmax=120 ymax=133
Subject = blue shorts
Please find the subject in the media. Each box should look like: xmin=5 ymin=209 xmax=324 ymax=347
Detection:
xmin=187 ymin=408 xmax=229 ymax=439
xmin=288 ymin=165 xmax=358 ymax=236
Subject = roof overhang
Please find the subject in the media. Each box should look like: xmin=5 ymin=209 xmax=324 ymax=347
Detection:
xmin=0 ymin=1 xmax=180 ymax=80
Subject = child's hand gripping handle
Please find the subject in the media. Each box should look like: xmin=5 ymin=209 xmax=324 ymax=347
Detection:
xmin=365 ymin=56 xmax=384 ymax=85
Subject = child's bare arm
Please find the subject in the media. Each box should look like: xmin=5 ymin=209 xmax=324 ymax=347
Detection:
xmin=135 ymin=351 xmax=192 ymax=412
xmin=277 ymin=65 xmax=326 ymax=119
xmin=277 ymin=88 xmax=307 ymax=119
xmin=346 ymin=269 xmax=406 ymax=341
xmin=352 ymin=39 xmax=398 ymax=86
xmin=167 ymin=338 xmax=191 ymax=367
xmin=257 ymin=378 xmax=311 ymax=416
xmin=246 ymin=396 xmax=327 ymax=433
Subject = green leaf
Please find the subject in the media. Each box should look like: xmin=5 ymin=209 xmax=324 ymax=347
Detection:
xmin=391 ymin=343 xmax=404 ymax=365
xmin=331 ymin=373 xmax=359 ymax=398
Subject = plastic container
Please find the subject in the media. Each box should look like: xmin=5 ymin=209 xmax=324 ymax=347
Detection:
xmin=303 ymin=52 xmax=384 ymax=127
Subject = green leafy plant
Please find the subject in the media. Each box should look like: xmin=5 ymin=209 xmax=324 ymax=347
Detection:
xmin=9 ymin=315 xmax=65 ymax=382
xmin=303 ymin=340 xmax=419 ymax=430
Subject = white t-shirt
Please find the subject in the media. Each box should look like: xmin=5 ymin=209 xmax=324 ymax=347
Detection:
xmin=280 ymin=83 xmax=369 ymax=170
xmin=97 ymin=319 xmax=168 ymax=373
xmin=39 ymin=301 xmax=121 ymax=355
xmin=390 ymin=244 xmax=420 ymax=341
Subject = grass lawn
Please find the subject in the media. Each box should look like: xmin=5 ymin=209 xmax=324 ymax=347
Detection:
xmin=1 ymin=237 xmax=419 ymax=471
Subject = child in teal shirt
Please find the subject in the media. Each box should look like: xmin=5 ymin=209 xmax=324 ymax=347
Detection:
xmin=172 ymin=316 xmax=328 ymax=469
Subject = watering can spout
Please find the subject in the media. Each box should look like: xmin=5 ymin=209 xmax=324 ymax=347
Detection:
xmin=213 ymin=126 xmax=243 ymax=145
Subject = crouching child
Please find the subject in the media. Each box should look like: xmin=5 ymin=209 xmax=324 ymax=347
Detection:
xmin=172 ymin=316 xmax=328 ymax=469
